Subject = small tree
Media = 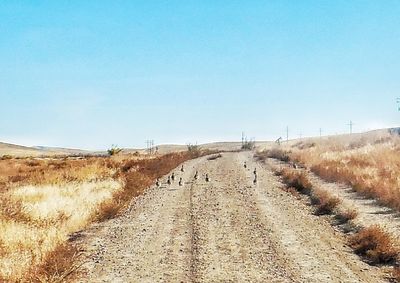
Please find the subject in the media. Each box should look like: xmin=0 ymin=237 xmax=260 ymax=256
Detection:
xmin=187 ymin=143 xmax=200 ymax=152
xmin=107 ymin=145 xmax=122 ymax=156
xmin=241 ymin=140 xmax=255 ymax=150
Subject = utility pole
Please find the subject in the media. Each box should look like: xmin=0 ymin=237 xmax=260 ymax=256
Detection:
xmin=397 ymin=98 xmax=400 ymax=111
xmin=319 ymin=128 xmax=322 ymax=139
xmin=347 ymin=121 xmax=354 ymax=134
xmin=241 ymin=132 xmax=245 ymax=147
xmin=146 ymin=140 xmax=154 ymax=154
xmin=286 ymin=126 xmax=289 ymax=143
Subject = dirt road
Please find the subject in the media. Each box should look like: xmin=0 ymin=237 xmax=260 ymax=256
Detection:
xmin=76 ymin=152 xmax=386 ymax=282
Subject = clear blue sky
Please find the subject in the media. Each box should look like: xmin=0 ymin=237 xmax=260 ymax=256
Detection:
xmin=1 ymin=1 xmax=399 ymax=150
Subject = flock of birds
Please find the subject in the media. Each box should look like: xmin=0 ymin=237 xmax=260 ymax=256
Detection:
xmin=244 ymin=161 xmax=258 ymax=185
xmin=155 ymin=161 xmax=258 ymax=188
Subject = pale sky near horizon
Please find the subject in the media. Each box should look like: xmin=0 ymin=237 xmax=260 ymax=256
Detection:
xmin=1 ymin=1 xmax=400 ymax=150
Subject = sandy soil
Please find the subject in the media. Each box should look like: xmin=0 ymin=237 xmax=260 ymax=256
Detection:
xmin=74 ymin=152 xmax=387 ymax=283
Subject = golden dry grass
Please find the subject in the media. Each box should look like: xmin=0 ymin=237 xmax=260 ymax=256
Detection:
xmin=265 ymin=131 xmax=400 ymax=212
xmin=0 ymin=172 xmax=121 ymax=280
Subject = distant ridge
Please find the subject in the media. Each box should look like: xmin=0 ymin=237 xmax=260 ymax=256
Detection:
xmin=1 ymin=127 xmax=399 ymax=158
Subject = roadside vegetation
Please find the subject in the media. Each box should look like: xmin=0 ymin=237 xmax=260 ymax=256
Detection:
xmin=258 ymin=130 xmax=400 ymax=212
xmin=0 ymin=149 xmax=210 ymax=282
xmin=290 ymin=132 xmax=400 ymax=212
xmin=273 ymin=167 xmax=341 ymax=215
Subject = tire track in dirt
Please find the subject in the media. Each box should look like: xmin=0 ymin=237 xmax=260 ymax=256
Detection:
xmin=190 ymin=154 xmax=297 ymax=282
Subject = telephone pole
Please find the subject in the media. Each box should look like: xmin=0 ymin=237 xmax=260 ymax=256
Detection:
xmin=347 ymin=121 xmax=354 ymax=134
xmin=286 ymin=126 xmax=289 ymax=143
xmin=145 ymin=140 xmax=154 ymax=154
xmin=397 ymin=98 xmax=400 ymax=111
xmin=319 ymin=128 xmax=322 ymax=139
xmin=241 ymin=132 xmax=245 ymax=147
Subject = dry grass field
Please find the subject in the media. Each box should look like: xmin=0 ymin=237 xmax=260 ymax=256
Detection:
xmin=0 ymin=150 xmax=205 ymax=282
xmin=268 ymin=130 xmax=400 ymax=212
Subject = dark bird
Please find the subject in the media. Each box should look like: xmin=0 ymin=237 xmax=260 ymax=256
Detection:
xmin=205 ymin=174 xmax=209 ymax=182
xmin=171 ymin=172 xmax=175 ymax=181
xmin=179 ymin=178 xmax=183 ymax=186
xmin=253 ymin=175 xmax=257 ymax=185
xmin=253 ymin=168 xmax=257 ymax=175
xmin=194 ymin=171 xmax=198 ymax=180
xmin=244 ymin=162 xmax=247 ymax=169
xmin=167 ymin=176 xmax=171 ymax=185
xmin=156 ymin=178 xmax=160 ymax=187
xmin=181 ymin=165 xmax=184 ymax=172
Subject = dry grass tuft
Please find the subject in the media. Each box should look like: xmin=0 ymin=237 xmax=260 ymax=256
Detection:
xmin=280 ymin=168 xmax=312 ymax=195
xmin=27 ymin=243 xmax=82 ymax=282
xmin=255 ymin=148 xmax=290 ymax=163
xmin=336 ymin=208 xmax=358 ymax=224
xmin=311 ymin=189 xmax=342 ymax=215
xmin=349 ymin=225 xmax=399 ymax=264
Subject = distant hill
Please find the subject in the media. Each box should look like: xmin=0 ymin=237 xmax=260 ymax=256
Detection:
xmin=0 ymin=142 xmax=98 ymax=158
xmin=0 ymin=142 xmax=44 ymax=157
xmin=1 ymin=127 xmax=398 ymax=158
